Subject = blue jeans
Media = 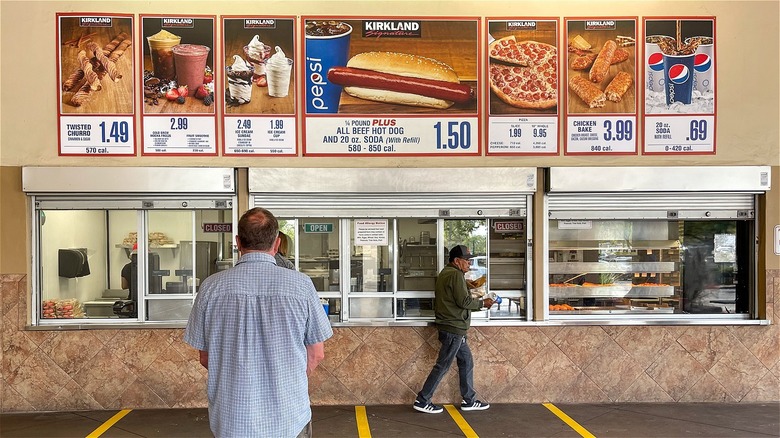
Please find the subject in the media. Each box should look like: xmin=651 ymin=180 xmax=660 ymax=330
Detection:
xmin=417 ymin=330 xmax=476 ymax=405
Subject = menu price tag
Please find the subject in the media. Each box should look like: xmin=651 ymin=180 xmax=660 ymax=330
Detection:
xmin=644 ymin=115 xmax=714 ymax=153
xmin=142 ymin=116 xmax=216 ymax=154
xmin=486 ymin=18 xmax=560 ymax=155
xmin=565 ymin=115 xmax=636 ymax=153
xmin=59 ymin=116 xmax=134 ymax=155
xmin=224 ymin=116 xmax=295 ymax=155
xmin=564 ymin=17 xmax=638 ymax=155
xmin=642 ymin=17 xmax=716 ymax=154
xmin=488 ymin=117 xmax=557 ymax=153
xmin=304 ymin=116 xmax=478 ymax=155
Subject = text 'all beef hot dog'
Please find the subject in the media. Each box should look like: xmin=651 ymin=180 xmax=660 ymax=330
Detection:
xmin=326 ymin=51 xmax=475 ymax=109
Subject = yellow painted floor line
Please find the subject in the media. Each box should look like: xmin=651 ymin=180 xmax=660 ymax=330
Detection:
xmin=355 ymin=405 xmax=372 ymax=438
xmin=85 ymin=409 xmax=132 ymax=438
xmin=444 ymin=404 xmax=479 ymax=438
xmin=543 ymin=402 xmax=596 ymax=438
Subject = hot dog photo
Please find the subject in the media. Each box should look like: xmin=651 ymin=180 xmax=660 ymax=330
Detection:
xmin=304 ymin=18 xmax=479 ymax=114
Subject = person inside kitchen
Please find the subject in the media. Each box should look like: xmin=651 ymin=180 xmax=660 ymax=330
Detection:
xmin=120 ymin=243 xmax=137 ymax=299
xmin=275 ymin=231 xmax=295 ymax=270
xmin=413 ymin=244 xmax=494 ymax=414
xmin=184 ymin=207 xmax=333 ymax=437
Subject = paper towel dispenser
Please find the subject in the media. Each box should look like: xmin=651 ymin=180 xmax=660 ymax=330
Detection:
xmin=58 ymin=248 xmax=90 ymax=278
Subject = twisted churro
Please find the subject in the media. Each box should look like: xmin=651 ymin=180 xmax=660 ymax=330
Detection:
xmin=102 ymin=32 xmax=128 ymax=55
xmin=70 ymin=82 xmax=93 ymax=107
xmin=108 ymin=38 xmax=132 ymax=62
xmin=77 ymin=50 xmax=101 ymax=91
xmin=62 ymin=69 xmax=85 ymax=92
xmin=87 ymin=41 xmax=119 ymax=81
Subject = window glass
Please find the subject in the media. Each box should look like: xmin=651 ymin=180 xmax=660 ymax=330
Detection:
xmin=350 ymin=219 xmax=394 ymax=293
xmin=298 ymin=219 xmax=340 ymax=293
xmin=548 ymin=219 xmax=750 ymax=316
xmin=444 ymin=219 xmax=488 ymax=319
xmin=398 ymin=218 xmax=437 ymax=292
xmin=488 ymin=219 xmax=527 ymax=318
xmin=40 ymin=210 xmax=111 ymax=320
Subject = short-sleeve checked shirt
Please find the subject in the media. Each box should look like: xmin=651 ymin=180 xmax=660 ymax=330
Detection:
xmin=184 ymin=252 xmax=333 ymax=438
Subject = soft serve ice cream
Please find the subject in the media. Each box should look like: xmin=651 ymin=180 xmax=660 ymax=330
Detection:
xmin=226 ymin=55 xmax=253 ymax=104
xmin=243 ymin=35 xmax=272 ymax=78
xmin=265 ymin=46 xmax=292 ymax=98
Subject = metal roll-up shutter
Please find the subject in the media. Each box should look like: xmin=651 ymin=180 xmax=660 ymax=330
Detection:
xmin=548 ymin=192 xmax=755 ymax=220
xmin=253 ymin=192 xmax=528 ymax=218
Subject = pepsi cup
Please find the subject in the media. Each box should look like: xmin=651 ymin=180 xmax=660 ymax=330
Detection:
xmin=486 ymin=292 xmax=502 ymax=305
xmin=663 ymin=52 xmax=695 ymax=105
xmin=304 ymin=21 xmax=352 ymax=113
xmin=645 ymin=35 xmax=673 ymax=92
xmin=686 ymin=36 xmax=714 ymax=94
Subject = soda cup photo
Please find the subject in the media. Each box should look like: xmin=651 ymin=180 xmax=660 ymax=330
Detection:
xmin=685 ymin=36 xmax=714 ymax=94
xmin=663 ymin=52 xmax=695 ymax=105
xmin=304 ymin=21 xmax=352 ymax=113
xmin=645 ymin=35 xmax=674 ymax=93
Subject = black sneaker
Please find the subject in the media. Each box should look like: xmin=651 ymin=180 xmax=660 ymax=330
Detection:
xmin=461 ymin=400 xmax=490 ymax=411
xmin=413 ymin=399 xmax=444 ymax=414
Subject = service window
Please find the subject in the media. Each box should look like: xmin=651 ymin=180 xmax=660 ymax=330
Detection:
xmin=33 ymin=198 xmax=234 ymax=325
xmin=548 ymin=218 xmax=754 ymax=318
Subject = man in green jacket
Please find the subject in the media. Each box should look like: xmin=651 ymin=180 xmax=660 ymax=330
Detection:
xmin=413 ymin=245 xmax=495 ymax=414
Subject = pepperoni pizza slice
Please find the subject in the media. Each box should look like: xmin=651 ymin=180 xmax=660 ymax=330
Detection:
xmin=488 ymin=39 xmax=558 ymax=110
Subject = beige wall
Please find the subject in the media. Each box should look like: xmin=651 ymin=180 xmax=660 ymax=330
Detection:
xmin=1 ymin=0 xmax=779 ymax=412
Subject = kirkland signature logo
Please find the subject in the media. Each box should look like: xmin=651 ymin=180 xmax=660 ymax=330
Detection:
xmin=585 ymin=20 xmax=616 ymax=30
xmin=244 ymin=19 xmax=276 ymax=29
xmin=506 ymin=21 xmax=537 ymax=31
xmin=363 ymin=20 xmax=421 ymax=38
xmin=79 ymin=17 xmax=112 ymax=27
xmin=162 ymin=18 xmax=195 ymax=28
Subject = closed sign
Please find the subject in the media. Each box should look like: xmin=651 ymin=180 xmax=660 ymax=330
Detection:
xmin=203 ymin=223 xmax=232 ymax=233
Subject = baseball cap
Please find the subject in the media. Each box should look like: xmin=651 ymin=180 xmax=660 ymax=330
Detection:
xmin=449 ymin=245 xmax=474 ymax=261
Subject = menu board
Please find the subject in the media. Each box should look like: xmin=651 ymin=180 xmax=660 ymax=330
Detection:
xmin=486 ymin=18 xmax=560 ymax=155
xmin=301 ymin=17 xmax=480 ymax=156
xmin=221 ymin=16 xmax=297 ymax=156
xmin=564 ymin=17 xmax=638 ymax=155
xmin=140 ymin=15 xmax=217 ymax=155
xmin=643 ymin=18 xmax=716 ymax=154
xmin=57 ymin=13 xmax=135 ymax=156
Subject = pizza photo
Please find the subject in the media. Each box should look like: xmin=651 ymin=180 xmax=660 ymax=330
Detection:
xmin=487 ymin=22 xmax=559 ymax=115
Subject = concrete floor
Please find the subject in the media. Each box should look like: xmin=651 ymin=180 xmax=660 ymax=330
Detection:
xmin=1 ymin=403 xmax=778 ymax=437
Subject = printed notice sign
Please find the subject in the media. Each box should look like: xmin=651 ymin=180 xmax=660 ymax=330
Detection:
xmin=354 ymin=220 xmax=388 ymax=246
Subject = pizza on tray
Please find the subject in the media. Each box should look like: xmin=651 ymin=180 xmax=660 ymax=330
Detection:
xmin=488 ymin=35 xmax=558 ymax=110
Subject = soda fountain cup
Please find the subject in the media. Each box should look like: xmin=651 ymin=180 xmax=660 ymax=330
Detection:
xmin=662 ymin=52 xmax=695 ymax=105
xmin=486 ymin=292 xmax=502 ymax=305
xmin=645 ymin=35 xmax=674 ymax=93
xmin=686 ymin=36 xmax=714 ymax=94
xmin=304 ymin=20 xmax=352 ymax=113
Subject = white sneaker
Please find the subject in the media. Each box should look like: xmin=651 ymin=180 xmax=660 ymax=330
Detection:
xmin=413 ymin=399 xmax=444 ymax=414
xmin=461 ymin=400 xmax=490 ymax=411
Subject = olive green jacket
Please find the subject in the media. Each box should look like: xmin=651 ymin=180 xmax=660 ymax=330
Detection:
xmin=434 ymin=263 xmax=485 ymax=335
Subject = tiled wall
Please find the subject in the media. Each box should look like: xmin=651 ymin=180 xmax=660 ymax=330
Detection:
xmin=2 ymin=272 xmax=779 ymax=412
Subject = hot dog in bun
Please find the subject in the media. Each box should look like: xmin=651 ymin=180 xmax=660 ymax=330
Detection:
xmin=326 ymin=51 xmax=474 ymax=109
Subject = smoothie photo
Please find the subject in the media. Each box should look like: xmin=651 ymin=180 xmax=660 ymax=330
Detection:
xmin=173 ymin=44 xmax=210 ymax=91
